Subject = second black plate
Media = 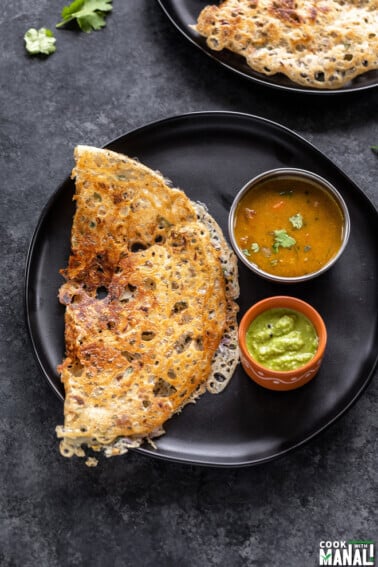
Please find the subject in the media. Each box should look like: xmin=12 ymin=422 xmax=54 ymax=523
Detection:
xmin=157 ymin=0 xmax=378 ymax=94
xmin=25 ymin=112 xmax=378 ymax=466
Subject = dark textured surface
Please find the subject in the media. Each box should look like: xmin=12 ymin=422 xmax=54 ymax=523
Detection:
xmin=0 ymin=1 xmax=377 ymax=566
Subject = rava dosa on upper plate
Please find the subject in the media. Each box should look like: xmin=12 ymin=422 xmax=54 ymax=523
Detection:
xmin=194 ymin=0 xmax=378 ymax=89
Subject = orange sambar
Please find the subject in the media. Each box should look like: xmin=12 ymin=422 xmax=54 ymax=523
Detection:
xmin=233 ymin=176 xmax=345 ymax=278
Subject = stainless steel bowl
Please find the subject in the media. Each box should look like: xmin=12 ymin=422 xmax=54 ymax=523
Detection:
xmin=228 ymin=168 xmax=351 ymax=283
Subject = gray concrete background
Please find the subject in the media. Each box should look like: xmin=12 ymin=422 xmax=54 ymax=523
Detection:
xmin=0 ymin=1 xmax=377 ymax=566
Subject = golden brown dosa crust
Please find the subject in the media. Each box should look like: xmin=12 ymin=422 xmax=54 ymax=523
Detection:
xmin=56 ymin=146 xmax=239 ymax=459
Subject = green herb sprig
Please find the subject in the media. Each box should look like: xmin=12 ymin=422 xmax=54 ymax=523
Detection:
xmin=272 ymin=229 xmax=296 ymax=252
xmin=56 ymin=0 xmax=113 ymax=33
xmin=24 ymin=0 xmax=113 ymax=57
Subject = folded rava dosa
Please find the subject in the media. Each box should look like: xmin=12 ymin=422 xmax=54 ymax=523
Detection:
xmin=56 ymin=146 xmax=239 ymax=463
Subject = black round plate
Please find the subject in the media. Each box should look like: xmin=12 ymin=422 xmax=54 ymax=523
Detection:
xmin=157 ymin=0 xmax=378 ymax=94
xmin=25 ymin=112 xmax=378 ymax=466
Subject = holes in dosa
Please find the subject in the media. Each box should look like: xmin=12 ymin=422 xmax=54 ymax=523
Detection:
xmin=141 ymin=331 xmax=156 ymax=341
xmin=119 ymin=284 xmax=137 ymax=303
xmin=314 ymin=71 xmax=325 ymax=82
xmin=131 ymin=242 xmax=147 ymax=253
xmin=116 ymin=367 xmax=134 ymax=382
xmin=92 ymin=191 xmax=102 ymax=202
xmin=121 ymin=350 xmax=141 ymax=363
xmin=157 ymin=216 xmax=173 ymax=229
xmin=153 ymin=378 xmax=177 ymax=397
xmin=143 ymin=278 xmax=156 ymax=291
xmin=96 ymin=286 xmax=108 ymax=300
xmin=172 ymin=301 xmax=188 ymax=314
xmin=213 ymin=372 xmax=226 ymax=384
xmin=167 ymin=369 xmax=176 ymax=380
xmin=67 ymin=361 xmax=84 ymax=377
xmin=194 ymin=337 xmax=204 ymax=351
xmin=174 ymin=333 xmax=193 ymax=353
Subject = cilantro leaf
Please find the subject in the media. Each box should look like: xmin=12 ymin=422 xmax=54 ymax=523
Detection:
xmin=24 ymin=28 xmax=56 ymax=56
xmin=242 ymin=243 xmax=260 ymax=256
xmin=57 ymin=0 xmax=112 ymax=33
xmin=272 ymin=229 xmax=296 ymax=252
xmin=289 ymin=213 xmax=303 ymax=229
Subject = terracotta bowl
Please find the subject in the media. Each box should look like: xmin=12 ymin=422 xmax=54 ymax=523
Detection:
xmin=238 ymin=296 xmax=327 ymax=391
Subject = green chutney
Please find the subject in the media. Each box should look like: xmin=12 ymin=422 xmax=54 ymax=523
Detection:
xmin=246 ymin=308 xmax=318 ymax=371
